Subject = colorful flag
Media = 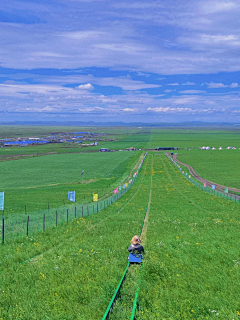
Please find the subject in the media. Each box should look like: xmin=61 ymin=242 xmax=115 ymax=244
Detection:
xmin=129 ymin=180 xmax=131 ymax=184
xmin=68 ymin=191 xmax=75 ymax=202
xmin=119 ymin=186 xmax=122 ymax=191
xmin=189 ymin=175 xmax=191 ymax=178
xmin=123 ymin=184 xmax=126 ymax=189
xmin=212 ymin=185 xmax=215 ymax=190
xmin=224 ymin=188 xmax=228 ymax=193
xmin=133 ymin=174 xmax=136 ymax=178
xmin=182 ymin=171 xmax=184 ymax=174
xmin=93 ymin=194 xmax=98 ymax=202
xmin=125 ymin=183 xmax=128 ymax=188
xmin=114 ymin=188 xmax=118 ymax=194
xmin=0 ymin=192 xmax=4 ymax=210
xmin=203 ymin=183 xmax=207 ymax=187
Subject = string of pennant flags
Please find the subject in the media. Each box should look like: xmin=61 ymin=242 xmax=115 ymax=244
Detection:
xmin=166 ymin=155 xmax=235 ymax=202
xmin=1 ymin=154 xmax=147 ymax=244
xmin=67 ymin=157 xmax=144 ymax=203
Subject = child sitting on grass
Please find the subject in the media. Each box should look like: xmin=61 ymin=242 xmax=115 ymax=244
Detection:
xmin=128 ymin=235 xmax=144 ymax=254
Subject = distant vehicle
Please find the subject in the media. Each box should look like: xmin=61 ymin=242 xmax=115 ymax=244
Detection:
xmin=99 ymin=148 xmax=110 ymax=152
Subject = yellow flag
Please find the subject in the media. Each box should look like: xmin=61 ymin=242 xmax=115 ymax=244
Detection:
xmin=93 ymin=194 xmax=98 ymax=202
xmin=125 ymin=183 xmax=128 ymax=188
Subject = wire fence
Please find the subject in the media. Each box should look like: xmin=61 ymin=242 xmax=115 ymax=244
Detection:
xmin=1 ymin=155 xmax=147 ymax=244
xmin=167 ymin=154 xmax=240 ymax=204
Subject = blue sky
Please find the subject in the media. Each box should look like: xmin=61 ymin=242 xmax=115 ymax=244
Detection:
xmin=0 ymin=0 xmax=240 ymax=123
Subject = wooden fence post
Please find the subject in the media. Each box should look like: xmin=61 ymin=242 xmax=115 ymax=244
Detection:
xmin=2 ymin=216 xmax=4 ymax=245
xmin=27 ymin=215 xmax=29 ymax=236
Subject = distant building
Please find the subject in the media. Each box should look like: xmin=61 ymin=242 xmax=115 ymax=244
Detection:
xmin=154 ymin=147 xmax=177 ymax=150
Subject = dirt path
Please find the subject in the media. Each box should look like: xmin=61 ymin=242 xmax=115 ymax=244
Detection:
xmin=168 ymin=153 xmax=240 ymax=194
xmin=141 ymin=154 xmax=153 ymax=245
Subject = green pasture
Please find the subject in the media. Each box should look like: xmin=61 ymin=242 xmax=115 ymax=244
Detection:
xmin=137 ymin=154 xmax=240 ymax=319
xmin=1 ymin=126 xmax=240 ymax=318
xmin=0 ymin=156 xmax=151 ymax=320
xmin=0 ymin=125 xmax=138 ymax=139
xmin=0 ymin=126 xmax=147 ymax=159
xmin=175 ymin=148 xmax=240 ymax=189
xmin=1 ymin=153 xmax=240 ymax=318
xmin=0 ymin=151 xmax=141 ymax=215
xmin=149 ymin=128 xmax=240 ymax=149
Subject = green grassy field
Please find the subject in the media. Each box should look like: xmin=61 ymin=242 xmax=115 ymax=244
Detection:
xmin=1 ymin=153 xmax=240 ymax=319
xmin=137 ymin=154 xmax=240 ymax=319
xmin=0 ymin=156 xmax=151 ymax=319
xmin=1 ymin=126 xmax=240 ymax=319
xmin=0 ymin=150 xmax=142 ymax=216
xmin=175 ymin=148 xmax=240 ymax=189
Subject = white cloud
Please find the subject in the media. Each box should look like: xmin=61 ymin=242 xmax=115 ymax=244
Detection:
xmin=204 ymin=82 xmax=239 ymax=88
xmin=179 ymin=90 xmax=206 ymax=94
xmin=201 ymin=1 xmax=238 ymax=14
xmin=77 ymin=83 xmax=94 ymax=90
xmin=78 ymin=106 xmax=104 ymax=112
xmin=167 ymin=83 xmax=179 ymax=86
xmin=147 ymin=107 xmax=193 ymax=113
xmin=230 ymin=82 xmax=239 ymax=88
xmin=206 ymin=82 xmax=228 ymax=88
xmin=123 ymin=108 xmax=138 ymax=112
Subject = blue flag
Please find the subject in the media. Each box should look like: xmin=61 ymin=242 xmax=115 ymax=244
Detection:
xmin=0 ymin=192 xmax=4 ymax=210
xmin=68 ymin=191 xmax=75 ymax=202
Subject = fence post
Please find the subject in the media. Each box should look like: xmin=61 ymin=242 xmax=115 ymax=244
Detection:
xmin=2 ymin=215 xmax=4 ymax=245
xmin=67 ymin=209 xmax=68 ymax=223
xmin=27 ymin=215 xmax=29 ymax=236
xmin=56 ymin=211 xmax=58 ymax=227
xmin=75 ymin=206 xmax=77 ymax=218
xmin=82 ymin=205 xmax=83 ymax=218
xmin=43 ymin=213 xmax=45 ymax=231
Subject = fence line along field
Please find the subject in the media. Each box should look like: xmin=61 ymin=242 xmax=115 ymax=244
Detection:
xmin=0 ymin=151 xmax=142 ymax=216
xmin=1 ymin=126 xmax=240 ymax=319
xmin=0 ymin=156 xmax=152 ymax=320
